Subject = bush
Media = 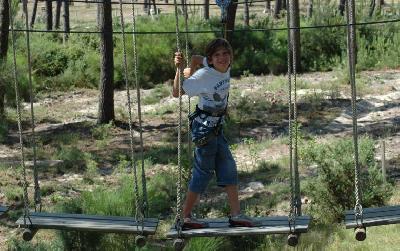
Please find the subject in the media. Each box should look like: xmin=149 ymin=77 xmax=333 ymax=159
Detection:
xmin=301 ymin=136 xmax=393 ymax=224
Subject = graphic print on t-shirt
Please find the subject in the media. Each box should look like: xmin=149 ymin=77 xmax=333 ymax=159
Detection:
xmin=182 ymin=65 xmax=230 ymax=128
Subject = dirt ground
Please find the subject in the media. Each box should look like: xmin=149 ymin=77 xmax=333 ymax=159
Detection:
xmin=0 ymin=69 xmax=399 ymax=246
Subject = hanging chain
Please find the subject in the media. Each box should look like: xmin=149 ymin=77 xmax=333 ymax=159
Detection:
xmin=130 ymin=0 xmax=149 ymax=223
xmin=346 ymin=0 xmax=363 ymax=227
xmin=173 ymin=0 xmax=184 ymax=235
xmin=9 ymin=0 xmax=31 ymax=225
xmin=118 ymin=0 xmax=143 ymax=230
xmin=22 ymin=0 xmax=41 ymax=212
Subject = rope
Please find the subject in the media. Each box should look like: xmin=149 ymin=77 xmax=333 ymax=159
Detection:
xmin=346 ymin=0 xmax=363 ymax=227
xmin=183 ymin=0 xmax=192 ymax=168
xmin=22 ymin=0 xmax=41 ymax=213
xmin=130 ymin=0 xmax=149 ymax=221
xmin=9 ymin=18 xmax=400 ymax=35
xmin=289 ymin=0 xmax=301 ymax=218
xmin=286 ymin=0 xmax=301 ymax=232
xmin=118 ymin=0 xmax=143 ymax=230
xmin=9 ymin=0 xmax=31 ymax=226
xmin=173 ymin=0 xmax=184 ymax=236
xmin=286 ymin=0 xmax=296 ymax=233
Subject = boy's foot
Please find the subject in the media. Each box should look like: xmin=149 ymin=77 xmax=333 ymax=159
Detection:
xmin=229 ymin=214 xmax=260 ymax=227
xmin=181 ymin=217 xmax=209 ymax=230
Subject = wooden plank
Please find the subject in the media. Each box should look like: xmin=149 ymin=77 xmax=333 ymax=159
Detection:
xmin=345 ymin=207 xmax=400 ymax=221
xmin=27 ymin=212 xmax=159 ymax=224
xmin=16 ymin=213 xmax=159 ymax=235
xmin=345 ymin=206 xmax=400 ymax=228
xmin=166 ymin=216 xmax=311 ymax=238
xmin=345 ymin=205 xmax=400 ymax=216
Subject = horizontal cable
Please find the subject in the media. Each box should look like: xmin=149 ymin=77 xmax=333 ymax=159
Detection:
xmin=10 ymin=18 xmax=400 ymax=35
xmin=38 ymin=0 xmax=270 ymax=6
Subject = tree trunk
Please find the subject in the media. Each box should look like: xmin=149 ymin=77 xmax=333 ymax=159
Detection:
xmin=264 ymin=0 xmax=271 ymax=14
xmin=55 ymin=0 xmax=62 ymax=29
xmin=377 ymin=0 xmax=382 ymax=14
xmin=289 ymin=0 xmax=301 ymax=72
xmin=339 ymin=0 xmax=345 ymax=16
xmin=225 ymin=0 xmax=238 ymax=43
xmin=369 ymin=0 xmax=376 ymax=17
xmin=203 ymin=0 xmax=209 ymax=20
xmin=307 ymin=0 xmax=313 ymax=18
xmin=63 ymin=0 xmax=70 ymax=41
xmin=274 ymin=0 xmax=282 ymax=18
xmin=244 ymin=0 xmax=250 ymax=26
xmin=98 ymin=0 xmax=114 ymax=124
xmin=282 ymin=0 xmax=286 ymax=9
xmin=152 ymin=0 xmax=157 ymax=15
xmin=144 ymin=0 xmax=150 ymax=15
xmin=0 ymin=0 xmax=9 ymax=117
xmin=30 ymin=0 xmax=39 ymax=28
xmin=46 ymin=0 xmax=53 ymax=30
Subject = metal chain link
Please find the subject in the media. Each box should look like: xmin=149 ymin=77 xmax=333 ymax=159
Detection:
xmin=9 ymin=0 xmax=31 ymax=224
xmin=22 ymin=0 xmax=41 ymax=212
xmin=346 ymin=0 xmax=363 ymax=226
xmin=118 ymin=0 xmax=143 ymax=230
xmin=173 ymin=0 xmax=184 ymax=236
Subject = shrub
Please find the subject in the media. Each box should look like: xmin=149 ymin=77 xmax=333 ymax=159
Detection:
xmin=301 ymin=136 xmax=393 ymax=224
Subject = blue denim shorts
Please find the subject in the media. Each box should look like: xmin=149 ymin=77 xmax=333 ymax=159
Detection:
xmin=188 ymin=121 xmax=238 ymax=194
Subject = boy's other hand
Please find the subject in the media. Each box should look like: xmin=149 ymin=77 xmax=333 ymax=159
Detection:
xmin=183 ymin=68 xmax=192 ymax=78
xmin=174 ymin=52 xmax=184 ymax=69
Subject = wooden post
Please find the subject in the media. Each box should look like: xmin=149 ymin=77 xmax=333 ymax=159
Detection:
xmin=381 ymin=140 xmax=386 ymax=182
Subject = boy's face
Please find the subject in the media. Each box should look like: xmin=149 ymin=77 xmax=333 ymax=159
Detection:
xmin=208 ymin=47 xmax=231 ymax=73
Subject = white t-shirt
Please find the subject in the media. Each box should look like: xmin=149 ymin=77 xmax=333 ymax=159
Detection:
xmin=182 ymin=58 xmax=230 ymax=127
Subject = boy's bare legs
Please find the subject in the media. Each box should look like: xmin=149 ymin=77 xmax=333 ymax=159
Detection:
xmin=226 ymin=185 xmax=257 ymax=227
xmin=183 ymin=190 xmax=199 ymax=218
xmin=181 ymin=190 xmax=209 ymax=229
xmin=225 ymin=185 xmax=240 ymax=216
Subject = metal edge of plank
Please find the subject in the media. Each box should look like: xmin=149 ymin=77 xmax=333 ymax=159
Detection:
xmin=344 ymin=205 xmax=400 ymax=216
xmin=27 ymin=211 xmax=159 ymax=223
xmin=166 ymin=224 xmax=310 ymax=238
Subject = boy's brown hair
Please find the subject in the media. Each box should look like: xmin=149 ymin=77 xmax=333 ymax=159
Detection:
xmin=205 ymin=38 xmax=233 ymax=64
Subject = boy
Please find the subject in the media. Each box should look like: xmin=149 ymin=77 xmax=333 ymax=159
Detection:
xmin=173 ymin=38 xmax=257 ymax=229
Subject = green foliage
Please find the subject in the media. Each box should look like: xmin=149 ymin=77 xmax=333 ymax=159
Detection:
xmin=55 ymin=145 xmax=86 ymax=170
xmin=142 ymin=84 xmax=170 ymax=105
xmin=185 ymin=237 xmax=228 ymax=251
xmin=6 ymin=236 xmax=64 ymax=251
xmin=2 ymin=11 xmax=399 ymax=106
xmin=31 ymin=36 xmax=68 ymax=77
xmin=57 ymin=161 xmax=176 ymax=250
xmin=301 ymin=136 xmax=393 ymax=224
